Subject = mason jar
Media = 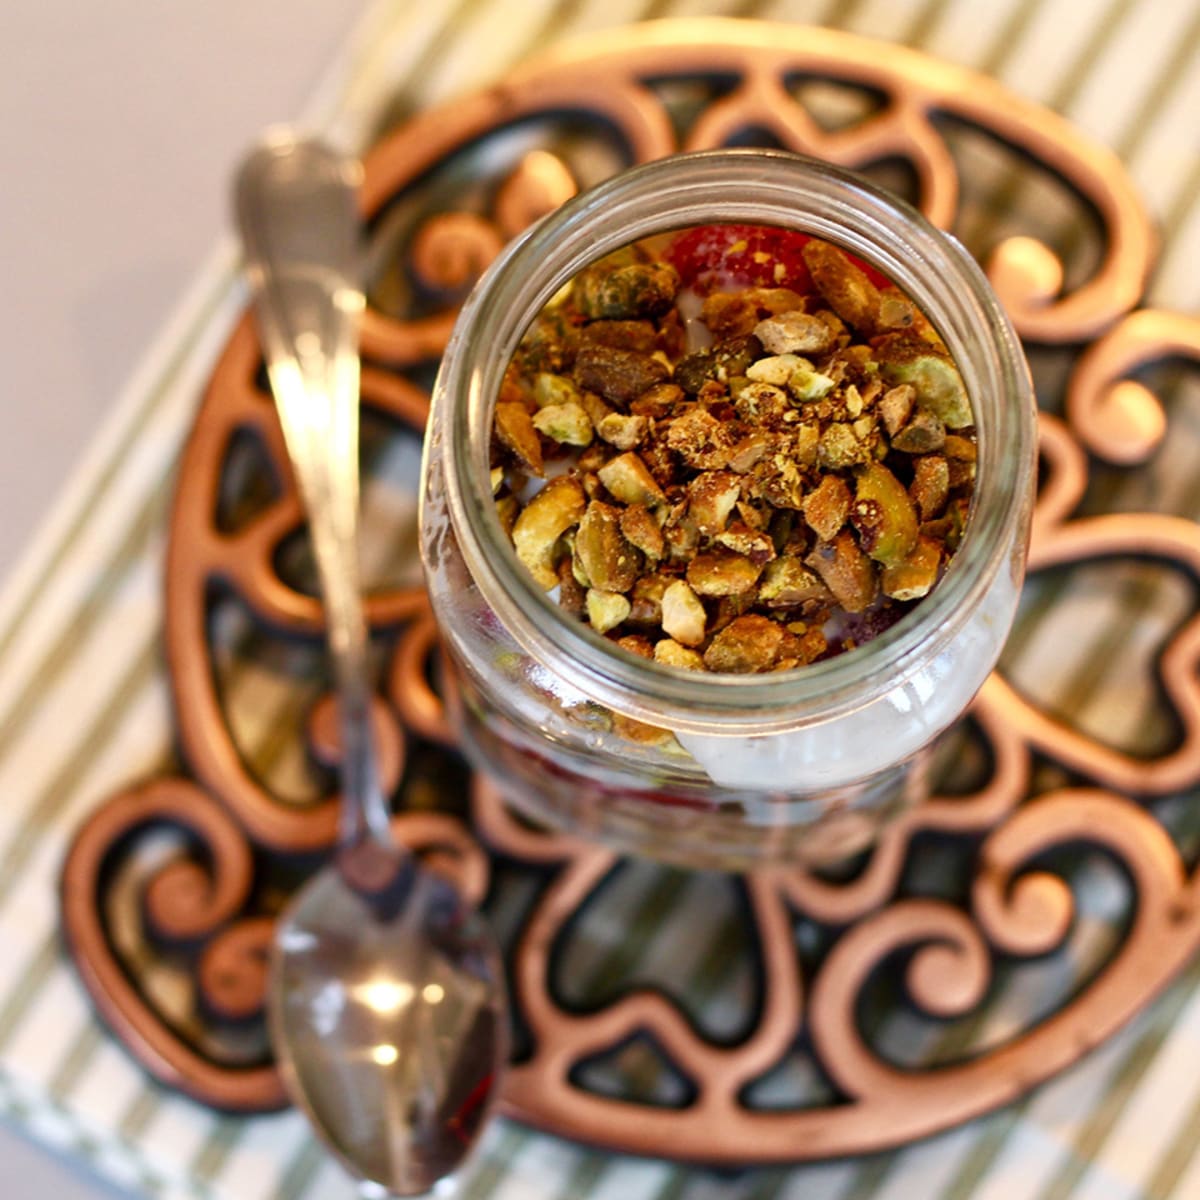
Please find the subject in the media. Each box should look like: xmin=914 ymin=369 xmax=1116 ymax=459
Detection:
xmin=418 ymin=149 xmax=1036 ymax=870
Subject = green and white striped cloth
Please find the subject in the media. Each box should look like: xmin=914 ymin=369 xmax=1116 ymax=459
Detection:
xmin=2 ymin=0 xmax=1200 ymax=1197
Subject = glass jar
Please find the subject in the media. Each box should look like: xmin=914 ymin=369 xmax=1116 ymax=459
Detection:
xmin=419 ymin=149 xmax=1036 ymax=870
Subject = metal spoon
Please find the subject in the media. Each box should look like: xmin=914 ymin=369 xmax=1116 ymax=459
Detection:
xmin=235 ymin=130 xmax=507 ymax=1196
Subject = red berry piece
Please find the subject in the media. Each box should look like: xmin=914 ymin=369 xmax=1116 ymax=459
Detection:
xmin=666 ymin=223 xmax=890 ymax=296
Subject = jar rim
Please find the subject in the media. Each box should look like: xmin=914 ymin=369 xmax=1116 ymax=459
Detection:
xmin=433 ymin=148 xmax=1035 ymax=735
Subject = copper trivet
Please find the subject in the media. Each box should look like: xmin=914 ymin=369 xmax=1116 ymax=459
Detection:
xmin=59 ymin=19 xmax=1200 ymax=1164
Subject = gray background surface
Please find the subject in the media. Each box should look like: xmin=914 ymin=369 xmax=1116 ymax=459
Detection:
xmin=0 ymin=1 xmax=366 ymax=1194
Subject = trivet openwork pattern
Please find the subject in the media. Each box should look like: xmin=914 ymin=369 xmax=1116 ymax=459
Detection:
xmin=60 ymin=20 xmax=1200 ymax=1163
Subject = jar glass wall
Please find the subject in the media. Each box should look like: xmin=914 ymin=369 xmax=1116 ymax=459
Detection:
xmin=419 ymin=149 xmax=1035 ymax=869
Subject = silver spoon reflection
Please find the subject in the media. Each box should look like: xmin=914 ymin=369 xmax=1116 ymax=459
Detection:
xmin=235 ymin=131 xmax=507 ymax=1196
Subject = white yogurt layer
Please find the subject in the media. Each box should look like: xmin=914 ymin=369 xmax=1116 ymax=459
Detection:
xmin=676 ymin=546 xmax=1018 ymax=791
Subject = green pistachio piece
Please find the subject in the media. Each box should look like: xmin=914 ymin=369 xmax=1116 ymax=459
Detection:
xmin=703 ymin=614 xmax=785 ymax=673
xmin=596 ymin=412 xmax=649 ymax=450
xmin=586 ymin=588 xmax=632 ymax=634
xmin=654 ymin=638 xmax=705 ymax=670
xmin=597 ymin=451 xmax=666 ymax=507
xmin=573 ymin=260 xmax=680 ymax=319
xmin=877 ymin=337 xmax=972 ymax=428
xmin=747 ymin=353 xmax=806 ymax=387
xmin=574 ymin=500 xmax=640 ymax=593
xmin=533 ymin=372 xmax=582 ymax=408
xmin=852 ymin=461 xmax=918 ymax=567
xmin=686 ymin=550 xmax=764 ymax=597
xmin=890 ymin=406 xmax=946 ymax=454
xmin=758 ymin=557 xmax=832 ymax=607
xmin=660 ymin=580 xmax=707 ymax=647
xmin=805 ymin=529 xmax=877 ymax=613
xmin=511 ymin=476 xmax=586 ymax=589
xmin=532 ymin=401 xmax=594 ymax=446
xmin=789 ymin=362 xmax=838 ymax=402
xmin=881 ymin=536 xmax=942 ymax=601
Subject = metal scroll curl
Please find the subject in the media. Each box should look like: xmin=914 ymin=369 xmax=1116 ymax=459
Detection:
xmin=60 ymin=18 xmax=1200 ymax=1161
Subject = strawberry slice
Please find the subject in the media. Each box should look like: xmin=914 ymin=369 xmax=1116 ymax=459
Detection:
xmin=666 ymin=223 xmax=890 ymax=296
xmin=666 ymin=224 xmax=812 ymax=295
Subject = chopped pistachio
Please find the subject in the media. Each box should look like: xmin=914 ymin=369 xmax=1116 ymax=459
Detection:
xmin=754 ymin=310 xmax=836 ymax=356
xmin=533 ymin=372 xmax=582 ymax=408
xmin=630 ymin=382 xmax=684 ymax=418
xmin=674 ymin=349 xmax=717 ymax=394
xmin=882 ymin=536 xmax=942 ymax=600
xmin=712 ymin=335 xmax=762 ymax=380
xmin=574 ymin=343 xmax=670 ymax=405
xmin=573 ymin=259 xmax=679 ymax=319
xmin=533 ymin=401 xmax=594 ymax=446
xmin=876 ymin=335 xmax=972 ymax=428
xmin=663 ymin=513 xmax=701 ymax=564
xmin=802 ymin=474 xmax=852 ymax=542
xmin=802 ymin=239 xmax=882 ymax=332
xmin=660 ymin=580 xmax=707 ymax=647
xmin=666 ymin=406 xmax=734 ymax=470
xmin=701 ymin=291 xmax=761 ymax=338
xmin=734 ymin=381 xmax=792 ymax=427
xmin=554 ymin=556 xmax=583 ymax=615
xmin=852 ymin=462 xmax=918 ymax=567
xmin=574 ymin=501 xmax=640 ymax=592
xmin=578 ymin=390 xmax=614 ymax=428
xmin=703 ymin=614 xmax=785 ymax=673
xmin=687 ymin=550 xmax=764 ymax=597
xmin=654 ymin=638 xmax=705 ymax=670
xmin=619 ymin=503 xmax=665 ymax=562
xmin=792 ymin=422 xmax=821 ymax=468
xmin=596 ymin=411 xmax=649 ymax=450
xmin=597 ymin=451 xmax=666 ymax=507
xmin=728 ymin=430 xmax=771 ymax=472
xmin=943 ymin=434 xmax=977 ymax=461
xmin=586 ymin=588 xmax=632 ymax=633
xmin=891 ymin=406 xmax=946 ymax=454
xmin=911 ymin=454 xmax=950 ymax=520
xmin=747 ymin=353 xmax=808 ymax=387
xmin=495 ymin=400 xmax=544 ymax=475
xmin=788 ymin=361 xmax=838 ymax=402
xmin=628 ymin=571 xmax=671 ymax=626
xmin=759 ymin=557 xmax=832 ymax=607
xmin=511 ymin=476 xmax=586 ymax=589
xmin=616 ymin=633 xmax=655 ymax=659
xmin=878 ymin=383 xmax=916 ymax=436
xmin=687 ymin=471 xmax=742 ymax=536
xmin=580 ymin=319 xmax=658 ymax=353
xmin=806 ymin=530 xmax=877 ymax=613
xmin=716 ymin=521 xmax=775 ymax=563
xmin=818 ymin=423 xmax=867 ymax=469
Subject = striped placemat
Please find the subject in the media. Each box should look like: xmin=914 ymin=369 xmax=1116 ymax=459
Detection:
xmin=2 ymin=1 xmax=1199 ymax=1198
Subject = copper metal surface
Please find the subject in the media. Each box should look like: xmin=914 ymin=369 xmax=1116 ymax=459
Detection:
xmin=59 ymin=19 xmax=1200 ymax=1162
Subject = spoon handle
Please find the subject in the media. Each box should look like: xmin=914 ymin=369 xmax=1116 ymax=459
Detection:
xmin=235 ymin=132 xmax=391 ymax=854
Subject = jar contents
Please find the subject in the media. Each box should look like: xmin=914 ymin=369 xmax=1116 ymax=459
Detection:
xmin=490 ymin=225 xmax=977 ymax=674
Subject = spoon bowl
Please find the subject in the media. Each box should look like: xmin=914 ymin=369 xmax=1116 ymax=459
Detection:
xmin=272 ymin=862 xmax=506 ymax=1194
